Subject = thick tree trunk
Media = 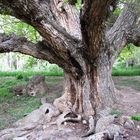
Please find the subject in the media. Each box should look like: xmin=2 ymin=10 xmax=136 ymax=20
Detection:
xmin=54 ymin=59 xmax=116 ymax=116
xmin=1 ymin=1 xmax=140 ymax=139
xmin=0 ymin=0 xmax=139 ymax=118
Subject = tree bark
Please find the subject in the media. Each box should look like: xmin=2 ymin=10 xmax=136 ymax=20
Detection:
xmin=0 ymin=0 xmax=140 ymax=117
xmin=54 ymin=53 xmax=116 ymax=116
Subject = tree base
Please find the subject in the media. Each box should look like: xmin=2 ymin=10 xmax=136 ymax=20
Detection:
xmin=0 ymin=101 xmax=130 ymax=140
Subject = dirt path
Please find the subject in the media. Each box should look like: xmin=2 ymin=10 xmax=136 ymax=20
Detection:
xmin=113 ymin=77 xmax=140 ymax=139
xmin=113 ymin=76 xmax=140 ymax=116
xmin=116 ymin=87 xmax=140 ymax=116
xmin=112 ymin=87 xmax=140 ymax=139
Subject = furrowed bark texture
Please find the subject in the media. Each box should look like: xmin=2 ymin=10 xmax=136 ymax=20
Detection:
xmin=0 ymin=0 xmax=140 ymax=116
xmin=107 ymin=3 xmax=140 ymax=63
xmin=54 ymin=60 xmax=116 ymax=116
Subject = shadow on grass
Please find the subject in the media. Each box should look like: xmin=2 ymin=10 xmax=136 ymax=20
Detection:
xmin=0 ymin=76 xmax=63 ymax=130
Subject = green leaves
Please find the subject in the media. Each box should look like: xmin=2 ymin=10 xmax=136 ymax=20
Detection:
xmin=117 ymin=44 xmax=135 ymax=62
xmin=75 ymin=0 xmax=82 ymax=9
xmin=0 ymin=15 xmax=40 ymax=43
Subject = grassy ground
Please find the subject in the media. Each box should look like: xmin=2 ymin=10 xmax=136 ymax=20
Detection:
xmin=0 ymin=71 xmax=64 ymax=77
xmin=112 ymin=67 xmax=140 ymax=76
xmin=1 ymin=74 xmax=140 ymax=130
xmin=0 ymin=76 xmax=63 ymax=130
xmin=0 ymin=67 xmax=140 ymax=77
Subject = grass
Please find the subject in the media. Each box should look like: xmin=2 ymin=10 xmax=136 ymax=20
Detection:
xmin=0 ymin=71 xmax=64 ymax=77
xmin=0 ymin=76 xmax=63 ymax=130
xmin=0 ymin=67 xmax=140 ymax=77
xmin=131 ymin=115 xmax=140 ymax=121
xmin=0 ymin=77 xmax=41 ymax=129
xmin=0 ymin=68 xmax=140 ymax=130
xmin=112 ymin=67 xmax=140 ymax=76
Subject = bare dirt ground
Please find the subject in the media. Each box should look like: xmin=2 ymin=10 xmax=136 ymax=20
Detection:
xmin=113 ymin=76 xmax=140 ymax=116
xmin=44 ymin=76 xmax=140 ymax=139
xmin=113 ymin=76 xmax=140 ymax=139
xmin=0 ymin=76 xmax=140 ymax=139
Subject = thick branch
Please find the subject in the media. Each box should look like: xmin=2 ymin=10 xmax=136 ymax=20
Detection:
xmin=0 ymin=0 xmax=84 ymax=77
xmin=81 ymin=0 xmax=116 ymax=24
xmin=0 ymin=34 xmax=58 ymax=63
xmin=80 ymin=0 xmax=117 ymax=63
xmin=0 ymin=0 xmax=81 ymax=47
xmin=0 ymin=33 xmax=83 ymax=78
xmin=107 ymin=2 xmax=140 ymax=62
xmin=127 ymin=22 xmax=140 ymax=46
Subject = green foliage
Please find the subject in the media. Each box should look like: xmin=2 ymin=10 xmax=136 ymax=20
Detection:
xmin=116 ymin=44 xmax=135 ymax=64
xmin=23 ymin=76 xmax=29 ymax=81
xmin=113 ymin=7 xmax=122 ymax=16
xmin=131 ymin=115 xmax=140 ymax=121
xmin=16 ymin=74 xmax=29 ymax=81
xmin=23 ymin=57 xmax=38 ymax=69
xmin=16 ymin=74 xmax=24 ymax=80
xmin=114 ymin=44 xmax=140 ymax=72
xmin=64 ymin=0 xmax=68 ymax=2
xmin=0 ymin=15 xmax=40 ymax=43
xmin=75 ymin=0 xmax=82 ymax=9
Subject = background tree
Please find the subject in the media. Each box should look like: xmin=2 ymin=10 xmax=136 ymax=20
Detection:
xmin=0 ymin=0 xmax=140 ymax=117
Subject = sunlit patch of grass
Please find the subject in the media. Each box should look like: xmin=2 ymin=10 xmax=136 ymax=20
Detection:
xmin=131 ymin=115 xmax=140 ymax=121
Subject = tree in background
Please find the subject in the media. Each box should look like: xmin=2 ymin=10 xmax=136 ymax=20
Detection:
xmin=0 ymin=0 xmax=140 ymax=117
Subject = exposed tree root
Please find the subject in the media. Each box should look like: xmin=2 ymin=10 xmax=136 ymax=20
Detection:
xmin=0 ymin=102 xmax=134 ymax=140
xmin=82 ymin=115 xmax=95 ymax=137
xmin=50 ymin=111 xmax=82 ymax=128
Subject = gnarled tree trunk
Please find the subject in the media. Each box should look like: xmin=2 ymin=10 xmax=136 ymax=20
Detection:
xmin=0 ymin=0 xmax=140 ymax=117
xmin=54 ymin=52 xmax=116 ymax=116
xmin=1 ymin=0 xmax=140 ymax=139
